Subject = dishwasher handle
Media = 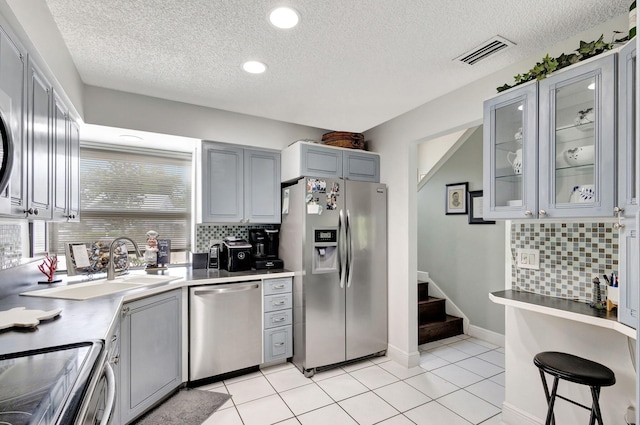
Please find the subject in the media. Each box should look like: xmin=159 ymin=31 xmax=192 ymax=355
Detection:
xmin=193 ymin=283 xmax=259 ymax=295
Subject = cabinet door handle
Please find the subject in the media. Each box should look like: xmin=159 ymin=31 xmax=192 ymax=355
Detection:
xmin=614 ymin=223 xmax=626 ymax=229
xmin=539 ymin=210 xmax=547 ymax=216
xmin=24 ymin=207 xmax=39 ymax=216
xmin=274 ymin=342 xmax=285 ymax=347
xmin=524 ymin=210 xmax=533 ymax=216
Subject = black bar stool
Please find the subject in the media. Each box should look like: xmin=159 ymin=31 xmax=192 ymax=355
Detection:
xmin=533 ymin=351 xmax=616 ymax=425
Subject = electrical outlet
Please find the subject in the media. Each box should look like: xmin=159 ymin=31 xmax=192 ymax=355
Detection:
xmin=516 ymin=248 xmax=540 ymax=270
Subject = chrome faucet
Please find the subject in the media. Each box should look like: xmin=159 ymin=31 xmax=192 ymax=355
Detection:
xmin=107 ymin=237 xmax=142 ymax=280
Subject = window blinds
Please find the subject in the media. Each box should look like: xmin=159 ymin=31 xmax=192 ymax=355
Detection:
xmin=49 ymin=144 xmax=192 ymax=258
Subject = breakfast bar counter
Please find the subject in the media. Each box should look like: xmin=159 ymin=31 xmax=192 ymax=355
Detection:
xmin=490 ymin=289 xmax=636 ymax=339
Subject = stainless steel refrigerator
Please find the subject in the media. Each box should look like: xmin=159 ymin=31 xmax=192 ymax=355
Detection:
xmin=280 ymin=177 xmax=387 ymax=377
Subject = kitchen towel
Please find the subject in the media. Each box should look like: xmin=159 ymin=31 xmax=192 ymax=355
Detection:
xmin=131 ymin=388 xmax=231 ymax=425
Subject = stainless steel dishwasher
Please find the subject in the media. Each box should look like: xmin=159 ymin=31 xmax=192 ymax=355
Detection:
xmin=189 ymin=281 xmax=262 ymax=381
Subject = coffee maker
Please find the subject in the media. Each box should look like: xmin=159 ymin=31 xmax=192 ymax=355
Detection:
xmin=249 ymin=229 xmax=284 ymax=269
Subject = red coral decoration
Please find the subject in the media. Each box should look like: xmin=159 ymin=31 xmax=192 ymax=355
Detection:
xmin=38 ymin=253 xmax=58 ymax=282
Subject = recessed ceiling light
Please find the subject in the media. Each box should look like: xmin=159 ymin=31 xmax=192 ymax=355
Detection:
xmin=119 ymin=134 xmax=143 ymax=142
xmin=269 ymin=7 xmax=299 ymax=29
xmin=242 ymin=61 xmax=267 ymax=74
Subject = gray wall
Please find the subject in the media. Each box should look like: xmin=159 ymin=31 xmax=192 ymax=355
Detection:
xmin=417 ymin=127 xmax=505 ymax=334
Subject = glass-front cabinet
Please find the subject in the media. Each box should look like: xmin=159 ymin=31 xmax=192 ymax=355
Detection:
xmin=483 ymin=82 xmax=538 ymax=220
xmin=538 ymin=53 xmax=616 ymax=218
xmin=484 ymin=51 xmax=616 ymax=220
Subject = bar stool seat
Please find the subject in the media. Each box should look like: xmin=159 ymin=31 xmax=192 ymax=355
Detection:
xmin=534 ymin=351 xmax=615 ymax=425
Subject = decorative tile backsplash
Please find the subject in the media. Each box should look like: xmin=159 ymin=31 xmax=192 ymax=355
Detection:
xmin=511 ymin=222 xmax=618 ymax=302
xmin=195 ymin=224 xmax=279 ymax=253
xmin=0 ymin=224 xmax=22 ymax=270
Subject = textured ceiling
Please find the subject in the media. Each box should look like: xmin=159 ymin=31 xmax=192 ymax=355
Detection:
xmin=44 ymin=0 xmax=629 ymax=133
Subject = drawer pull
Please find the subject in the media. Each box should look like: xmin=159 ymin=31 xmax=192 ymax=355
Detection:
xmin=273 ymin=301 xmax=285 ymax=306
xmin=272 ymin=284 xmax=285 ymax=289
xmin=274 ymin=342 xmax=285 ymax=347
xmin=273 ymin=317 xmax=286 ymax=322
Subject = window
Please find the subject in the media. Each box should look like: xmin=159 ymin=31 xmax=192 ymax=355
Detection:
xmin=49 ymin=143 xmax=192 ymax=265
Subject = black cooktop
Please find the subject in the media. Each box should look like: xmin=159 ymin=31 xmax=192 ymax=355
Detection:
xmin=0 ymin=342 xmax=99 ymax=425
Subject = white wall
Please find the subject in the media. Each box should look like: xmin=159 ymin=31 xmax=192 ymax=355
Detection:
xmin=417 ymin=127 xmax=506 ymax=334
xmin=365 ymin=14 xmax=627 ymax=367
xmin=83 ymin=86 xmax=328 ymax=150
xmin=417 ymin=129 xmax=465 ymax=180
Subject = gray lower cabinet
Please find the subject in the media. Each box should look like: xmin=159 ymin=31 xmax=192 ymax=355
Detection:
xmin=619 ymin=219 xmax=638 ymax=329
xmin=263 ymin=278 xmax=293 ymax=362
xmin=119 ymin=289 xmax=182 ymax=424
xmin=281 ymin=141 xmax=380 ymax=183
xmin=201 ymin=141 xmax=281 ymax=224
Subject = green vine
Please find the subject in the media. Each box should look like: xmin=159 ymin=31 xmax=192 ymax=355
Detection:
xmin=496 ymin=33 xmax=627 ymax=93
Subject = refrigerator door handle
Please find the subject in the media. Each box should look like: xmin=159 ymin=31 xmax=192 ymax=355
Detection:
xmin=346 ymin=209 xmax=354 ymax=287
xmin=339 ymin=209 xmax=346 ymax=289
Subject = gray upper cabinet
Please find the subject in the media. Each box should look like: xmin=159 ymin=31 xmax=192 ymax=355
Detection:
xmin=618 ymin=40 xmax=637 ymax=219
xmin=343 ymin=149 xmax=380 ymax=182
xmin=25 ymin=58 xmax=52 ymax=220
xmin=0 ymin=28 xmax=26 ymax=217
xmin=52 ymin=91 xmax=67 ymax=221
xmin=484 ymin=50 xmax=617 ymax=220
xmin=244 ymin=148 xmax=281 ymax=224
xmin=119 ymin=289 xmax=182 ymax=424
xmin=281 ymin=141 xmax=380 ymax=183
xmin=52 ymin=91 xmax=80 ymax=222
xmin=538 ymin=53 xmax=616 ymax=219
xmin=483 ymin=81 xmax=538 ymax=220
xmin=300 ymin=143 xmax=343 ymax=179
xmin=67 ymin=120 xmax=80 ymax=220
xmin=201 ymin=141 xmax=281 ymax=224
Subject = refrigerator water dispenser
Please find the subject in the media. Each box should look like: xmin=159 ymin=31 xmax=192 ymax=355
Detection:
xmin=312 ymin=228 xmax=338 ymax=273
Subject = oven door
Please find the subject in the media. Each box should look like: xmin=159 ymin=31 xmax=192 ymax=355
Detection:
xmin=74 ymin=352 xmax=116 ymax=425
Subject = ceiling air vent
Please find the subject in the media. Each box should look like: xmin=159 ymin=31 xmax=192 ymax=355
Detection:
xmin=455 ymin=36 xmax=515 ymax=65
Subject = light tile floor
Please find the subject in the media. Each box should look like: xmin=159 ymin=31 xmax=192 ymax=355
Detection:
xmin=199 ymin=335 xmax=505 ymax=425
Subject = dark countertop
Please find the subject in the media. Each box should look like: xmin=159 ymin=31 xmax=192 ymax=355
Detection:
xmin=0 ymin=264 xmax=293 ymax=356
xmin=490 ymin=289 xmax=635 ymax=338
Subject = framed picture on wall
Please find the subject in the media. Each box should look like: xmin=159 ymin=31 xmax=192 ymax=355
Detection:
xmin=445 ymin=182 xmax=468 ymax=215
xmin=468 ymin=190 xmax=495 ymax=224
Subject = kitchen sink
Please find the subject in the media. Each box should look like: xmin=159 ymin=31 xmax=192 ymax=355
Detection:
xmin=21 ymin=275 xmax=181 ymax=300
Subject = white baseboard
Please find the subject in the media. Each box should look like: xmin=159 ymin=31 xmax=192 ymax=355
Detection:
xmin=468 ymin=324 xmax=505 ymax=348
xmin=502 ymin=402 xmax=542 ymax=425
xmin=387 ymin=343 xmax=421 ymax=368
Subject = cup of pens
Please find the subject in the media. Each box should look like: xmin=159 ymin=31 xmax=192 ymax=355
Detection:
xmin=603 ymin=273 xmax=619 ymax=311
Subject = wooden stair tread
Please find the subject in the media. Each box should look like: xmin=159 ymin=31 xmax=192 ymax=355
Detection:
xmin=417 ymin=296 xmax=444 ymax=305
xmin=418 ymin=315 xmax=464 ymax=344
xmin=418 ymin=314 xmax=462 ymax=329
